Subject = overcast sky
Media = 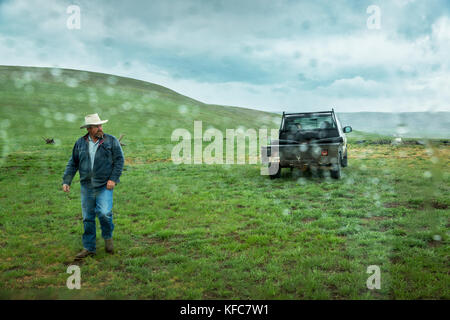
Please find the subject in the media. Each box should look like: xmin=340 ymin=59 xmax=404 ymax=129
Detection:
xmin=1 ymin=0 xmax=449 ymax=113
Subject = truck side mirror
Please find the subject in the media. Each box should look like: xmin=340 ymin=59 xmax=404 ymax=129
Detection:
xmin=343 ymin=126 xmax=352 ymax=133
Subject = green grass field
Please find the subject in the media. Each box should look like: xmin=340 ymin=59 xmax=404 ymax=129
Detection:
xmin=0 ymin=66 xmax=448 ymax=299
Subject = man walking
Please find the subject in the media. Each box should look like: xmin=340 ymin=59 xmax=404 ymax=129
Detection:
xmin=62 ymin=113 xmax=124 ymax=261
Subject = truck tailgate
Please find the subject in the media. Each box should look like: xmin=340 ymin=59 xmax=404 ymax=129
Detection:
xmin=281 ymin=142 xmax=339 ymax=160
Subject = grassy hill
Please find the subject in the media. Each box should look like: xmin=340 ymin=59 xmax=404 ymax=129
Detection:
xmin=0 ymin=65 xmax=280 ymax=155
xmin=0 ymin=66 xmax=448 ymax=299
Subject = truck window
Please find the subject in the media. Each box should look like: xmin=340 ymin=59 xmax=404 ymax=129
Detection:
xmin=283 ymin=115 xmax=335 ymax=130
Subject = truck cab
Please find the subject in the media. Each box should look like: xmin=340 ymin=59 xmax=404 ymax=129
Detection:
xmin=262 ymin=109 xmax=352 ymax=179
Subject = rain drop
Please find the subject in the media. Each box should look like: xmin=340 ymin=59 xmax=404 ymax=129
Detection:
xmin=44 ymin=119 xmax=53 ymax=128
xmin=54 ymin=112 xmax=63 ymax=121
xmin=396 ymin=126 xmax=408 ymax=135
xmin=107 ymin=76 xmax=118 ymax=85
xmin=50 ymin=68 xmax=62 ymax=77
xmin=178 ymin=105 xmax=188 ymax=115
xmin=65 ymin=113 xmax=77 ymax=123
xmin=345 ymin=177 xmax=355 ymax=185
xmin=105 ymin=87 xmax=115 ymax=96
xmin=0 ymin=119 xmax=10 ymax=129
xmin=121 ymin=102 xmax=132 ymax=111
xmin=65 ymin=78 xmax=79 ymax=88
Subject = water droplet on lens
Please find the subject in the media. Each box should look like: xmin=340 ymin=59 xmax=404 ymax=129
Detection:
xmin=121 ymin=102 xmax=132 ymax=111
xmin=105 ymin=87 xmax=115 ymax=96
xmin=50 ymin=68 xmax=62 ymax=77
xmin=44 ymin=119 xmax=53 ymax=128
xmin=178 ymin=105 xmax=188 ymax=115
xmin=65 ymin=113 xmax=77 ymax=122
xmin=107 ymin=76 xmax=118 ymax=85
xmin=65 ymin=77 xmax=79 ymax=88
xmin=1 ymin=119 xmax=10 ymax=128
xmin=432 ymin=235 xmax=441 ymax=241
xmin=54 ymin=112 xmax=63 ymax=121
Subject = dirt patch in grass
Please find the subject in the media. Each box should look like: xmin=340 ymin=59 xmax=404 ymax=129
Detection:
xmin=140 ymin=235 xmax=176 ymax=250
xmin=428 ymin=240 xmax=443 ymax=248
xmin=389 ymin=255 xmax=404 ymax=264
xmin=361 ymin=216 xmax=390 ymax=221
xmin=223 ymin=231 xmax=246 ymax=244
xmin=302 ymin=218 xmax=316 ymax=223
xmin=384 ymin=200 xmax=448 ymax=210
xmin=383 ymin=202 xmax=401 ymax=208
xmin=124 ymin=157 xmax=171 ymax=166
xmin=431 ymin=200 xmax=448 ymax=210
xmin=408 ymin=200 xmax=448 ymax=210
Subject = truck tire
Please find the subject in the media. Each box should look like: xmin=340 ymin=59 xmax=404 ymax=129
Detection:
xmin=269 ymin=162 xmax=281 ymax=179
xmin=331 ymin=155 xmax=341 ymax=179
xmin=342 ymin=150 xmax=348 ymax=167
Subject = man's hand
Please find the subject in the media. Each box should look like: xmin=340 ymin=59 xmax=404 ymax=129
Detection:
xmin=106 ymin=180 xmax=116 ymax=190
xmin=62 ymin=184 xmax=70 ymax=193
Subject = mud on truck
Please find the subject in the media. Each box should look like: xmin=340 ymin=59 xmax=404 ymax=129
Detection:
xmin=261 ymin=109 xmax=352 ymax=179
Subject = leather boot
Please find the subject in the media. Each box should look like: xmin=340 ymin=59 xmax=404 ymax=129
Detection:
xmin=74 ymin=249 xmax=95 ymax=261
xmin=105 ymin=239 xmax=114 ymax=254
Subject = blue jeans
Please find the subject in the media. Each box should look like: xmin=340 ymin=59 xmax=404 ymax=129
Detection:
xmin=81 ymin=185 xmax=114 ymax=252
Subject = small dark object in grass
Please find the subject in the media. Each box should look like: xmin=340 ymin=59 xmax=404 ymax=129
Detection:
xmin=431 ymin=200 xmax=448 ymax=210
xmin=42 ymin=137 xmax=55 ymax=144
xmin=371 ymin=139 xmax=392 ymax=145
xmin=119 ymin=134 xmax=126 ymax=146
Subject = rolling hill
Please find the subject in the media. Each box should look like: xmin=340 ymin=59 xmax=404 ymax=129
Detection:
xmin=0 ymin=65 xmax=280 ymax=158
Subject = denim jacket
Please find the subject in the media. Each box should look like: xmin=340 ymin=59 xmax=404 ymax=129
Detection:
xmin=62 ymin=133 xmax=124 ymax=188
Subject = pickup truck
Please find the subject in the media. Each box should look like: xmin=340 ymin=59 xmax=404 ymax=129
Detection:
xmin=261 ymin=109 xmax=352 ymax=179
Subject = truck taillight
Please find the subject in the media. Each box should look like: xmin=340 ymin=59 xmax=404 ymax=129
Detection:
xmin=321 ymin=149 xmax=328 ymax=156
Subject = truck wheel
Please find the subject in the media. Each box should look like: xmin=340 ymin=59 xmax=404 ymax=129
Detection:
xmin=331 ymin=155 xmax=341 ymax=179
xmin=269 ymin=163 xmax=281 ymax=179
xmin=342 ymin=150 xmax=348 ymax=167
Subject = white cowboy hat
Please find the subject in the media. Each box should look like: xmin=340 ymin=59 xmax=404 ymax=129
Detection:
xmin=80 ymin=113 xmax=109 ymax=129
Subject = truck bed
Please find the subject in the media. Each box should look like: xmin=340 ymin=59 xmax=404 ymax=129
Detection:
xmin=262 ymin=136 xmax=342 ymax=169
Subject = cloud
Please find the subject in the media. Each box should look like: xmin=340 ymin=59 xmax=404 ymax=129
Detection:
xmin=324 ymin=76 xmax=383 ymax=97
xmin=0 ymin=0 xmax=449 ymax=112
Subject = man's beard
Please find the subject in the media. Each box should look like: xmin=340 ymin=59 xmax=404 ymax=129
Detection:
xmin=94 ymin=131 xmax=104 ymax=139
